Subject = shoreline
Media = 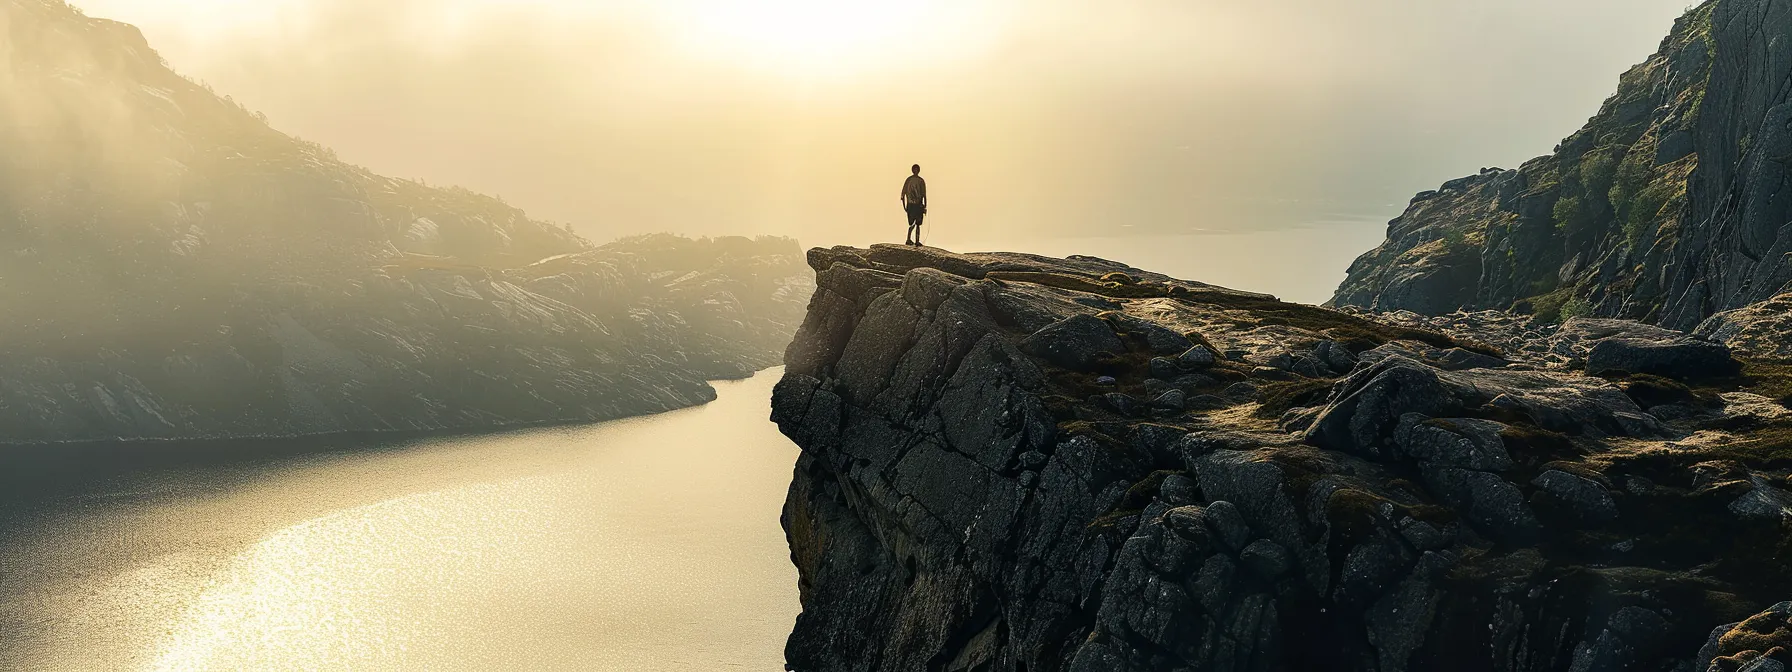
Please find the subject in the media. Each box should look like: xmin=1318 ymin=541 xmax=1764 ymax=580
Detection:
xmin=0 ymin=367 xmax=775 ymax=507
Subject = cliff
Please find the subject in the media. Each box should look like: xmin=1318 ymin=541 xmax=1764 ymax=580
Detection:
xmin=774 ymin=244 xmax=1792 ymax=671
xmin=0 ymin=2 xmax=811 ymax=442
xmin=1333 ymin=0 xmax=1792 ymax=331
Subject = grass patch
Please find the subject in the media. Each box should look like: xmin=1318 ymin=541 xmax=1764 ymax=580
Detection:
xmin=1498 ymin=424 xmax=1584 ymax=468
xmin=1613 ymin=373 xmax=1698 ymax=408
xmin=1087 ymin=470 xmax=1183 ymax=534
xmin=1522 ymin=287 xmax=1588 ymax=324
xmin=1256 ymin=377 xmax=1338 ymax=418
xmin=1175 ymin=289 xmax=1505 ymax=358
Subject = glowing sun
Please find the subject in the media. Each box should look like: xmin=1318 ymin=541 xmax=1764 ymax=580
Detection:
xmin=661 ymin=0 xmax=1004 ymax=76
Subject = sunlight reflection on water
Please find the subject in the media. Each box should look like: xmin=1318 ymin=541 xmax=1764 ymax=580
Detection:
xmin=1 ymin=370 xmax=800 ymax=672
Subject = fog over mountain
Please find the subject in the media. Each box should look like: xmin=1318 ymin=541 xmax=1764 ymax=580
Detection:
xmin=74 ymin=0 xmax=1695 ymax=244
xmin=0 ymin=0 xmax=812 ymax=443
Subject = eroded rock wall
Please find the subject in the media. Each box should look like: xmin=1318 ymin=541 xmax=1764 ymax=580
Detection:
xmin=777 ymin=244 xmax=1792 ymax=672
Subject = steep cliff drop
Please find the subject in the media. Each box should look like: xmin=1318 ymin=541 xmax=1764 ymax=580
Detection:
xmin=774 ymin=244 xmax=1792 ymax=671
xmin=1333 ymin=0 xmax=1792 ymax=331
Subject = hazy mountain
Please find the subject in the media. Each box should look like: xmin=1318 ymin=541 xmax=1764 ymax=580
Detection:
xmin=1334 ymin=0 xmax=1792 ymax=331
xmin=0 ymin=1 xmax=811 ymax=442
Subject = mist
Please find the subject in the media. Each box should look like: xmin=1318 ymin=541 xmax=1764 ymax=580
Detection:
xmin=73 ymin=0 xmax=1700 ymax=247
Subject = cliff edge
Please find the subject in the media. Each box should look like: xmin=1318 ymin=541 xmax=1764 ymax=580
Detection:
xmin=775 ymin=243 xmax=1792 ymax=671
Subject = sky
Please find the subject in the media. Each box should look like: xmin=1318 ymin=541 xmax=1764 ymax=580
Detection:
xmin=70 ymin=0 xmax=1701 ymax=248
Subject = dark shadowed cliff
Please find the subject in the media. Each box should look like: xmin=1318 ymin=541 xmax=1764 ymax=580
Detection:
xmin=0 ymin=1 xmax=812 ymax=442
xmin=1333 ymin=0 xmax=1792 ymax=331
xmin=774 ymin=244 xmax=1792 ymax=671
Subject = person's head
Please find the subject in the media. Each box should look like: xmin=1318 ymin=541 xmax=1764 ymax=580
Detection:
xmin=912 ymin=164 xmax=921 ymax=175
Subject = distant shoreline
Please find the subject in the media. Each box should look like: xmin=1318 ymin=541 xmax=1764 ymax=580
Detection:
xmin=0 ymin=367 xmax=777 ymax=507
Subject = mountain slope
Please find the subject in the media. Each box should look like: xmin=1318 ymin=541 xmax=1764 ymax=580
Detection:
xmin=0 ymin=1 xmax=811 ymax=442
xmin=1333 ymin=0 xmax=1792 ymax=330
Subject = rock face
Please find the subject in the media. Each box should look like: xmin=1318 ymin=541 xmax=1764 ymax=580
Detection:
xmin=775 ymin=244 xmax=1792 ymax=671
xmin=1333 ymin=0 xmax=1792 ymax=330
xmin=0 ymin=2 xmax=812 ymax=442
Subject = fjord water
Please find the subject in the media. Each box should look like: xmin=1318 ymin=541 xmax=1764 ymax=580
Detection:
xmin=0 ymin=370 xmax=800 ymax=671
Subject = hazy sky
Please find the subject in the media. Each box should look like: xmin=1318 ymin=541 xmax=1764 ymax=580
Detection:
xmin=72 ymin=0 xmax=1698 ymax=246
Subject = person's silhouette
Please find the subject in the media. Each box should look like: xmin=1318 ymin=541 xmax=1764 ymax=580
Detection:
xmin=901 ymin=164 xmax=927 ymax=246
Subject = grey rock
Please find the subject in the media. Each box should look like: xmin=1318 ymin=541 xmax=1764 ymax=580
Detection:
xmin=1313 ymin=339 xmax=1360 ymax=374
xmin=1239 ymin=539 xmax=1293 ymax=578
xmin=1152 ymin=389 xmax=1189 ymax=411
xmin=1397 ymin=518 xmax=1451 ymax=551
xmin=1221 ymin=382 xmax=1260 ymax=403
xmin=1149 ymin=357 xmax=1182 ymax=380
xmin=1427 ymin=468 xmax=1539 ymax=544
xmin=1532 ymin=470 xmax=1619 ymax=524
xmin=1360 ymin=341 xmax=1507 ymax=372
xmin=1730 ymin=476 xmax=1792 ymax=520
xmin=1104 ymin=312 xmax=1195 ymax=355
xmin=1021 ymin=314 xmax=1126 ymax=372
xmin=1179 ymin=345 xmax=1219 ymax=369
xmin=1585 ymin=337 xmax=1740 ymax=380
xmin=1099 ymin=392 xmax=1145 ymax=417
xmin=1160 ymin=475 xmax=1199 ymax=506
xmin=1203 ymin=500 xmax=1254 ymax=552
xmin=1394 ymin=416 xmax=1514 ymax=471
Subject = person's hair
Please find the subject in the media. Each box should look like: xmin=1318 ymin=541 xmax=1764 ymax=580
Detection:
xmin=912 ymin=164 xmax=921 ymax=174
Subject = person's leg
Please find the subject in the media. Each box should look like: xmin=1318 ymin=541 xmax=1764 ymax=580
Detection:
xmin=914 ymin=212 xmax=925 ymax=246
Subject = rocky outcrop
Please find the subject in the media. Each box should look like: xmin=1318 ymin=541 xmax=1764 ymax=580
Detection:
xmin=1333 ymin=0 xmax=1792 ymax=331
xmin=775 ymin=244 xmax=1792 ymax=671
xmin=0 ymin=3 xmax=811 ymax=442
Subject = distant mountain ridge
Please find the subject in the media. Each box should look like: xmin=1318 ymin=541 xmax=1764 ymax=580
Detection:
xmin=1333 ymin=0 xmax=1792 ymax=330
xmin=0 ymin=1 xmax=811 ymax=442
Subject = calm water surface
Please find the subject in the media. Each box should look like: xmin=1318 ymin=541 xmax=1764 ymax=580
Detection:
xmin=0 ymin=370 xmax=800 ymax=671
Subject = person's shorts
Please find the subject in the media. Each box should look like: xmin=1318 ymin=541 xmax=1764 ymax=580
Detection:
xmin=906 ymin=205 xmax=926 ymax=222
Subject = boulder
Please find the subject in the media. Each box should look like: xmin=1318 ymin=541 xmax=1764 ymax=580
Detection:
xmin=1531 ymin=470 xmax=1619 ymax=524
xmin=1178 ymin=345 xmax=1219 ymax=369
xmin=1020 ymin=314 xmax=1125 ymax=371
xmin=1585 ymin=337 xmax=1741 ymax=380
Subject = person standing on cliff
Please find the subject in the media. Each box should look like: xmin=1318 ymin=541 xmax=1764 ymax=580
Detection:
xmin=902 ymin=164 xmax=928 ymax=246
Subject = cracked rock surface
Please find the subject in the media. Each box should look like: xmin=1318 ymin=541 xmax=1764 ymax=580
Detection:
xmin=774 ymin=244 xmax=1792 ymax=672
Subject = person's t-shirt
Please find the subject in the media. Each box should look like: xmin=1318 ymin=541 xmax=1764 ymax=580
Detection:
xmin=902 ymin=175 xmax=927 ymax=207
